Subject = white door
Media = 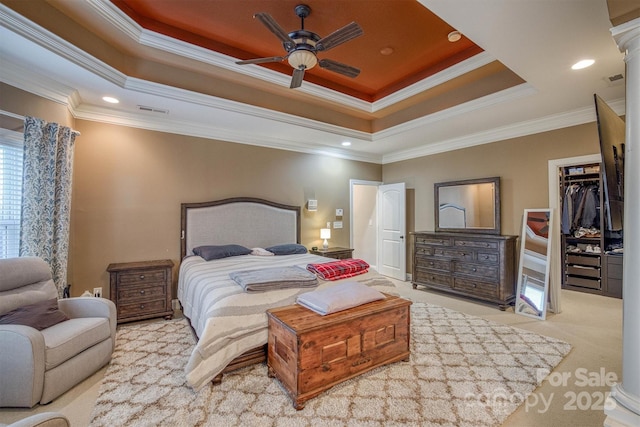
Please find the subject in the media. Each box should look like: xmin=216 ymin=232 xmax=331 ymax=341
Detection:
xmin=378 ymin=182 xmax=406 ymax=280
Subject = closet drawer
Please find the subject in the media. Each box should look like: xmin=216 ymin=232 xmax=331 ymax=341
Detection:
xmin=566 ymin=265 xmax=600 ymax=278
xmin=566 ymin=254 xmax=600 ymax=267
xmin=565 ymin=275 xmax=601 ymax=290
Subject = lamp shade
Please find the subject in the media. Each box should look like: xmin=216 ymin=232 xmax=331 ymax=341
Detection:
xmin=320 ymin=228 xmax=331 ymax=249
xmin=288 ymin=49 xmax=317 ymax=70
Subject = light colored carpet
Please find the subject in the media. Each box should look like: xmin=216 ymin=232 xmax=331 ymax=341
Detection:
xmin=89 ymin=302 xmax=571 ymax=427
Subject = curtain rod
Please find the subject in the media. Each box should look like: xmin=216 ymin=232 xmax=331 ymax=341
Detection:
xmin=0 ymin=110 xmax=81 ymax=135
xmin=0 ymin=109 xmax=25 ymax=120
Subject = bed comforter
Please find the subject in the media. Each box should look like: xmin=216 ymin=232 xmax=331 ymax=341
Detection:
xmin=177 ymin=253 xmax=398 ymax=390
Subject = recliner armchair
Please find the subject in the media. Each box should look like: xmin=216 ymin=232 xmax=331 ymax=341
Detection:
xmin=0 ymin=257 xmax=116 ymax=408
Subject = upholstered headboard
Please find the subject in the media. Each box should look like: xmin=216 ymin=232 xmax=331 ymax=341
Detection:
xmin=180 ymin=197 xmax=301 ymax=260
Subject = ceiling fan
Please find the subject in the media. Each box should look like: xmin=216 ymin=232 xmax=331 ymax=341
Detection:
xmin=235 ymin=4 xmax=363 ymax=89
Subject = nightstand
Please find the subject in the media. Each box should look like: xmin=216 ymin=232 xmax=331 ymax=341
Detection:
xmin=309 ymin=247 xmax=354 ymax=259
xmin=107 ymin=259 xmax=174 ymax=324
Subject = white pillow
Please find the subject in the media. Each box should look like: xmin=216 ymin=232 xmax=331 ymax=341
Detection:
xmin=251 ymin=247 xmax=275 ymax=256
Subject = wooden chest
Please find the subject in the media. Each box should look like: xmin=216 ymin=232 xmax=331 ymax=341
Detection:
xmin=266 ymin=295 xmax=411 ymax=409
xmin=107 ymin=259 xmax=174 ymax=324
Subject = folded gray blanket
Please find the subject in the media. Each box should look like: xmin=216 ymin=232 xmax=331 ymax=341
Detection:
xmin=229 ymin=266 xmax=318 ymax=293
xmin=296 ymin=281 xmax=385 ymax=315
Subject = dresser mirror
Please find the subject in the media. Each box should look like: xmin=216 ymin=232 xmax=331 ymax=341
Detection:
xmin=515 ymin=209 xmax=553 ymax=320
xmin=435 ymin=177 xmax=500 ymax=235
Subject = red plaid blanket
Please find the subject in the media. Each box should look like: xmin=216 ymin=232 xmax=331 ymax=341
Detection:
xmin=306 ymin=258 xmax=370 ymax=281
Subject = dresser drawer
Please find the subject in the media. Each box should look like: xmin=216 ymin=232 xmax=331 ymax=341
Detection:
xmin=435 ymin=248 xmax=474 ymax=260
xmin=454 ymin=239 xmax=499 ymax=250
xmin=117 ymin=283 xmax=168 ymax=302
xmin=117 ymin=269 xmax=166 ymax=285
xmin=415 ymin=236 xmax=451 ymax=246
xmin=477 ymin=251 xmax=499 ymax=263
xmin=453 ymin=277 xmax=498 ymax=298
xmin=414 ymin=268 xmax=452 ymax=287
xmin=414 ymin=245 xmax=434 ymax=257
xmin=415 ymin=257 xmax=450 ymax=271
xmin=453 ymin=262 xmax=498 ymax=280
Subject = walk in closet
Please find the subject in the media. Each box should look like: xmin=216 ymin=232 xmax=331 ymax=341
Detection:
xmin=560 ymin=162 xmax=622 ymax=298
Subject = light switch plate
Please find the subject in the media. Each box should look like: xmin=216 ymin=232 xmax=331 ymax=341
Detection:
xmin=333 ymin=221 xmax=343 ymax=229
xmin=336 ymin=208 xmax=343 ymax=216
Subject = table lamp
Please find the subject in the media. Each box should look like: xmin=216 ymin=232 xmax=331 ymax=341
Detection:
xmin=320 ymin=228 xmax=331 ymax=249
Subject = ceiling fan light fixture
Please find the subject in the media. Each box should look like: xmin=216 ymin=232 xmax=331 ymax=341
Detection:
xmin=288 ymin=49 xmax=317 ymax=70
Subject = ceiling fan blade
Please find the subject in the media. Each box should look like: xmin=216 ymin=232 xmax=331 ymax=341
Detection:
xmin=254 ymin=12 xmax=296 ymax=51
xmin=316 ymin=22 xmax=363 ymax=52
xmin=290 ymin=67 xmax=305 ymax=88
xmin=236 ymin=56 xmax=286 ymax=65
xmin=318 ymin=59 xmax=360 ymax=78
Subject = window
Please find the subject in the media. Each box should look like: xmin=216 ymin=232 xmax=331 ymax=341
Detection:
xmin=0 ymin=130 xmax=23 ymax=259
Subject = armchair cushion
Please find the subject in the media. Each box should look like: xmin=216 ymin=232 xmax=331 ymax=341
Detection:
xmin=41 ymin=318 xmax=111 ymax=370
xmin=0 ymin=412 xmax=70 ymax=427
xmin=0 ymin=299 xmax=68 ymax=330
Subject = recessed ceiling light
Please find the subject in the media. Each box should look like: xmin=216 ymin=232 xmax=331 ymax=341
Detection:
xmin=571 ymin=59 xmax=595 ymax=70
xmin=102 ymin=96 xmax=119 ymax=104
xmin=341 ymin=141 xmax=351 ymax=146
xmin=379 ymin=47 xmax=394 ymax=56
xmin=447 ymin=31 xmax=462 ymax=42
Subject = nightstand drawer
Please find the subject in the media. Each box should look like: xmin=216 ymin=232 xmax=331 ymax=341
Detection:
xmin=117 ymin=269 xmax=166 ymax=285
xmin=118 ymin=299 xmax=168 ymax=319
xmin=118 ymin=283 xmax=168 ymax=302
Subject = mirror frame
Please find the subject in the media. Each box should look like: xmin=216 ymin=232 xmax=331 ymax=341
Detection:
xmin=434 ymin=176 xmax=501 ymax=235
xmin=515 ymin=208 xmax=553 ymax=320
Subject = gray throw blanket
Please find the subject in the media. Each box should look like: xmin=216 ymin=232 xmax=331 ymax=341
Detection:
xmin=296 ymin=281 xmax=385 ymax=315
xmin=229 ymin=266 xmax=318 ymax=292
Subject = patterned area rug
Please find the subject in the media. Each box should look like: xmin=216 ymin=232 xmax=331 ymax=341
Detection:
xmin=89 ymin=302 xmax=571 ymax=427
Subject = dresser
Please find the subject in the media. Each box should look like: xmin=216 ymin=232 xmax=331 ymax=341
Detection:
xmin=412 ymin=231 xmax=517 ymax=309
xmin=107 ymin=259 xmax=174 ymax=323
xmin=309 ymin=247 xmax=354 ymax=259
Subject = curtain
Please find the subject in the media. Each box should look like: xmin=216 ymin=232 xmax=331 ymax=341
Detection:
xmin=19 ymin=117 xmax=79 ymax=297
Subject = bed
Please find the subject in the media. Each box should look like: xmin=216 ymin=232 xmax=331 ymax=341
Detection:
xmin=178 ymin=197 xmax=399 ymax=390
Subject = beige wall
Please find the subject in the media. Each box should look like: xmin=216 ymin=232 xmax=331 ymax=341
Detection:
xmin=2 ymin=83 xmax=603 ymax=297
xmin=383 ymin=123 xmax=602 ymax=272
xmin=69 ymin=120 xmax=381 ymax=297
xmin=0 ymin=83 xmax=74 ymax=127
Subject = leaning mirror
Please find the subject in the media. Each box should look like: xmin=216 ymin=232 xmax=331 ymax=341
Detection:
xmin=515 ymin=209 xmax=553 ymax=320
xmin=435 ymin=177 xmax=500 ymax=234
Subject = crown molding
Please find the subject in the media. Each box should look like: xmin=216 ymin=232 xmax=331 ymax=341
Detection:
xmin=372 ymin=51 xmax=496 ymax=111
xmin=72 ymin=103 xmax=382 ymax=164
xmin=382 ymin=97 xmax=626 ymax=164
xmin=375 ymin=83 xmax=537 ymax=141
xmin=87 ymin=0 xmax=492 ymax=114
